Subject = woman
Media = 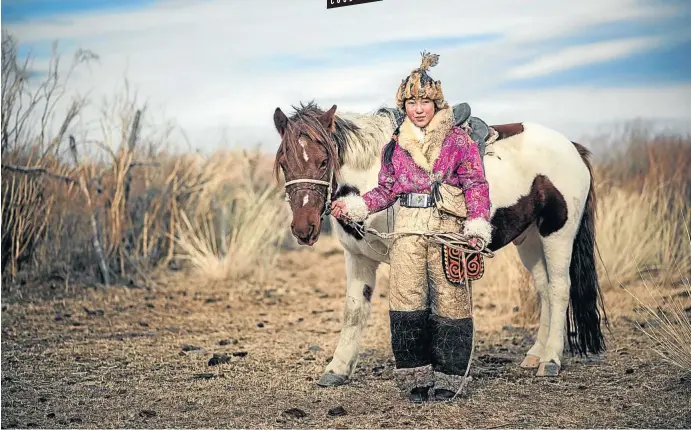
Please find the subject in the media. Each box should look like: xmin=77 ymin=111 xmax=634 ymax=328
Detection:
xmin=331 ymin=52 xmax=492 ymax=402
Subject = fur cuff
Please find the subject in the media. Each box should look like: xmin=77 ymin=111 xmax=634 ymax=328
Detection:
xmin=463 ymin=218 xmax=492 ymax=244
xmin=337 ymin=194 xmax=369 ymax=222
xmin=434 ymin=371 xmax=471 ymax=392
xmin=393 ymin=364 xmax=435 ymax=392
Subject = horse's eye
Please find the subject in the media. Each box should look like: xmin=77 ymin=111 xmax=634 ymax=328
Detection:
xmin=319 ymin=159 xmax=328 ymax=170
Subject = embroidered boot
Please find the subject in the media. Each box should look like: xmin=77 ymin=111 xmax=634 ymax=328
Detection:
xmin=389 ymin=310 xmax=434 ymax=402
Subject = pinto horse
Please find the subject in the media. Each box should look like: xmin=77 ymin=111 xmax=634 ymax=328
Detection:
xmin=273 ymin=101 xmax=607 ymax=386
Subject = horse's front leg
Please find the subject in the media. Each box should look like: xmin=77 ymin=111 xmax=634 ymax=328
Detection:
xmin=317 ymin=251 xmax=379 ymax=387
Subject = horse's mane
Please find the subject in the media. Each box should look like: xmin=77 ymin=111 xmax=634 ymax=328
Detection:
xmin=274 ymin=101 xmax=396 ymax=181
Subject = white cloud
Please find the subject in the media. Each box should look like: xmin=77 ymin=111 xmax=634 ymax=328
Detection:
xmin=469 ymin=84 xmax=691 ymax=126
xmin=505 ymin=36 xmax=665 ymax=80
xmin=3 ymin=0 xmax=687 ymax=153
xmin=9 ymin=0 xmax=670 ymax=47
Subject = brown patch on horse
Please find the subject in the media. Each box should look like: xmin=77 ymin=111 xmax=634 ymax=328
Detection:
xmin=488 ymin=175 xmax=568 ymax=251
xmin=491 ymin=123 xmax=524 ymax=141
xmin=363 ymin=284 xmax=373 ymax=302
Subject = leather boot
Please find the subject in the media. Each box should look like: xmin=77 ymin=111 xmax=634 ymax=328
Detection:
xmin=393 ymin=365 xmax=434 ymax=403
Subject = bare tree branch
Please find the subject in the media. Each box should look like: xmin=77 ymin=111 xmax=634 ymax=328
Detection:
xmin=1 ymin=163 xmax=76 ymax=184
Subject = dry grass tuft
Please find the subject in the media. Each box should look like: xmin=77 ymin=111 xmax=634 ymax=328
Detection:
xmin=173 ymin=152 xmax=289 ymax=281
xmin=593 ymin=179 xmax=691 ymax=288
xmin=632 ymin=274 xmax=691 ymax=371
xmin=623 ymin=222 xmax=691 ymax=372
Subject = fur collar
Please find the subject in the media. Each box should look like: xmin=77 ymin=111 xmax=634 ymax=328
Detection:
xmin=397 ymin=107 xmax=454 ymax=172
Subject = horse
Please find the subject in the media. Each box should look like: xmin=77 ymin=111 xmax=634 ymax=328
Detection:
xmin=272 ymin=100 xmax=608 ymax=387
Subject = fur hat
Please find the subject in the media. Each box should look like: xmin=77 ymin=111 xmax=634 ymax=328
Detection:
xmin=395 ymin=51 xmax=449 ymax=111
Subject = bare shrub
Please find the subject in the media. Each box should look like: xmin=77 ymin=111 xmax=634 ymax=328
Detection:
xmin=1 ymin=30 xmax=95 ymax=278
xmin=1 ymin=32 xmax=289 ymax=286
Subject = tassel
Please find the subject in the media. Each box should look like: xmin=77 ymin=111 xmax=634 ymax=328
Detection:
xmin=420 ymin=51 xmax=440 ymax=71
xmin=431 ymin=180 xmax=443 ymax=205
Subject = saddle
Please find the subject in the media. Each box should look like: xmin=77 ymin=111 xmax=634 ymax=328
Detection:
xmin=452 ymin=102 xmax=497 ymax=159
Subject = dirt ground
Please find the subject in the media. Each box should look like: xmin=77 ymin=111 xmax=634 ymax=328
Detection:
xmin=2 ymin=237 xmax=690 ymax=429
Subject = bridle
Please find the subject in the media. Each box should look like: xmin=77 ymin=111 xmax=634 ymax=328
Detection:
xmin=283 ymin=158 xmax=336 ymax=220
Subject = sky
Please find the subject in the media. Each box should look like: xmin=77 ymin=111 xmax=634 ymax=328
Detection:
xmin=3 ymin=0 xmax=691 ymax=153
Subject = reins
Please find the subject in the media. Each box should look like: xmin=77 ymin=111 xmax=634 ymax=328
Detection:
xmin=347 ymin=221 xmax=495 ymax=258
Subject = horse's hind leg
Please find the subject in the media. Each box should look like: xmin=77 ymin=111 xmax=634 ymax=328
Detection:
xmin=317 ymin=251 xmax=379 ymax=387
xmin=537 ymin=224 xmax=579 ymax=377
xmin=516 ymin=226 xmax=550 ymax=369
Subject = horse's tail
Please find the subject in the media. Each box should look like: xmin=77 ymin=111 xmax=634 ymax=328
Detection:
xmin=567 ymin=142 xmax=608 ymax=355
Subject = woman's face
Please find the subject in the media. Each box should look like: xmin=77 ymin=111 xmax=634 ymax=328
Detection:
xmin=405 ymin=97 xmax=435 ymax=128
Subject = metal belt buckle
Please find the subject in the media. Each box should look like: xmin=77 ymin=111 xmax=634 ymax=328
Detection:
xmin=407 ymin=193 xmax=430 ymax=208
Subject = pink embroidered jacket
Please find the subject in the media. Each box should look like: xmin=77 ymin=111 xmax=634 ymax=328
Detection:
xmin=362 ymin=126 xmax=491 ymax=222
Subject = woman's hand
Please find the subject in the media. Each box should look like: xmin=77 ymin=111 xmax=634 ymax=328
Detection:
xmin=331 ymin=200 xmax=349 ymax=220
xmin=467 ymin=236 xmax=485 ymax=250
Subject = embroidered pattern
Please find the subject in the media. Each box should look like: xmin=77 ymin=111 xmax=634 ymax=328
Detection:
xmin=442 ymin=245 xmax=485 ymax=284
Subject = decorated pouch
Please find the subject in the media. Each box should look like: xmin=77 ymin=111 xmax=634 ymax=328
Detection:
xmin=442 ymin=245 xmax=485 ymax=285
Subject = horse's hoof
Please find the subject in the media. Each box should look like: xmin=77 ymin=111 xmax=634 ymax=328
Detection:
xmin=519 ymin=355 xmax=540 ymax=369
xmin=536 ymin=360 xmax=560 ymax=377
xmin=316 ymin=373 xmax=348 ymax=387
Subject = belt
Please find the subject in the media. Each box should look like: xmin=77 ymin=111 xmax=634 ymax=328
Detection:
xmin=399 ymin=192 xmax=435 ymax=208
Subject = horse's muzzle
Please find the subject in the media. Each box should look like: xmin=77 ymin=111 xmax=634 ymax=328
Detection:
xmin=291 ymin=217 xmax=321 ymax=246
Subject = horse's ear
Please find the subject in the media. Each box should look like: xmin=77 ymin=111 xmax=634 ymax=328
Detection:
xmin=274 ymin=107 xmax=289 ymax=136
xmin=319 ymin=104 xmax=337 ymax=133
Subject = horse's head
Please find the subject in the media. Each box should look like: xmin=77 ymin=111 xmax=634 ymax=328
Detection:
xmin=273 ymin=103 xmax=340 ymax=246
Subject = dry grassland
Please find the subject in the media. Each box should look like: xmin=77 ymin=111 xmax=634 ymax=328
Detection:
xmin=2 ymin=31 xmax=691 ymax=428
